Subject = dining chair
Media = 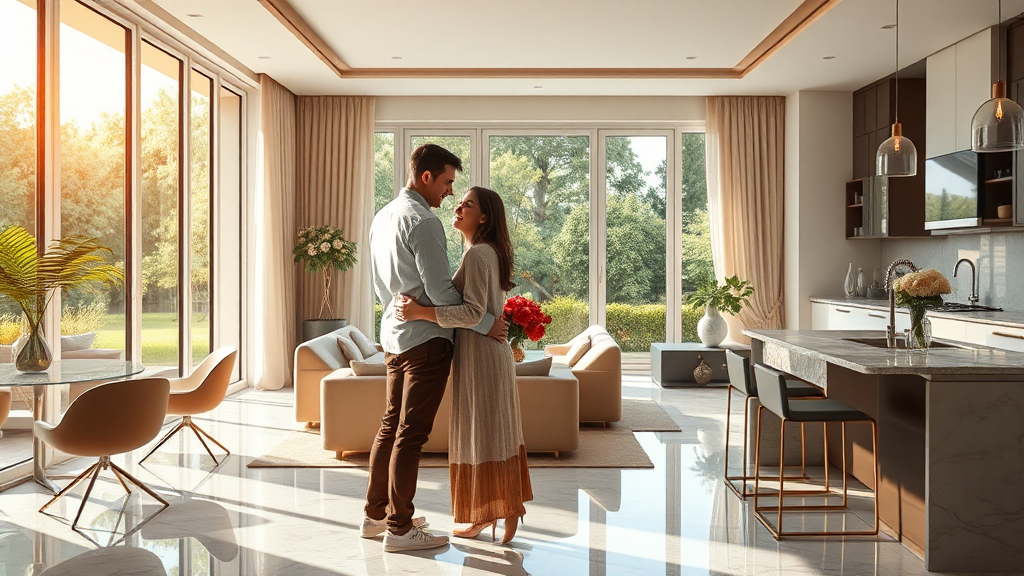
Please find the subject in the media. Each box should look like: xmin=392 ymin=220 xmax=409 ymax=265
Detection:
xmin=141 ymin=348 xmax=237 ymax=466
xmin=37 ymin=378 xmax=171 ymax=531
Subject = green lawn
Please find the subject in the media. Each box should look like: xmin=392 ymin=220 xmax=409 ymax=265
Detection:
xmin=93 ymin=312 xmax=210 ymax=366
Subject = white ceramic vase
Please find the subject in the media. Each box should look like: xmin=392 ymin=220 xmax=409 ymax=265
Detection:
xmin=697 ymin=305 xmax=729 ymax=348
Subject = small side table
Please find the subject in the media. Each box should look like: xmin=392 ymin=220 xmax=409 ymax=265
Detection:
xmin=650 ymin=343 xmax=750 ymax=387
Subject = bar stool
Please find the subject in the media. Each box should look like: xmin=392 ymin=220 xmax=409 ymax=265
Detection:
xmin=723 ymin=350 xmax=824 ymax=498
xmin=752 ymin=364 xmax=878 ymax=538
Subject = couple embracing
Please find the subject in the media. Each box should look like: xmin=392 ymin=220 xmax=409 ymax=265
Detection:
xmin=361 ymin=144 xmax=533 ymax=552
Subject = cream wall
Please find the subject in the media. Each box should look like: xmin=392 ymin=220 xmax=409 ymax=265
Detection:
xmin=784 ymin=91 xmax=881 ymax=329
xmin=375 ymin=96 xmax=706 ymax=123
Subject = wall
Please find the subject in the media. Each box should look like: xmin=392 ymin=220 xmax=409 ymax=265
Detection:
xmin=881 ymin=234 xmax=1024 ymax=310
xmin=375 ymin=96 xmax=706 ymax=123
xmin=785 ymin=91 xmax=881 ymax=329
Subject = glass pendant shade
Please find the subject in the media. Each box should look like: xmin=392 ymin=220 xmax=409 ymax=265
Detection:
xmin=876 ymin=122 xmax=917 ymax=177
xmin=971 ymin=81 xmax=1024 ymax=152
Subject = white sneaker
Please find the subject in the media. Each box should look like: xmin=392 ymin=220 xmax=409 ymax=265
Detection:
xmin=382 ymin=525 xmax=448 ymax=552
xmin=361 ymin=515 xmax=428 ymax=538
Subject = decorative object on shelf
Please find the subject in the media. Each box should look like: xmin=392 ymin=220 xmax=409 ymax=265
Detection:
xmin=693 ymin=355 xmax=713 ymax=386
xmin=893 ymin=269 xmax=951 ymax=350
xmin=503 ymin=294 xmax=551 ymax=362
xmin=293 ymin=225 xmax=358 ymax=341
xmin=972 ymin=0 xmax=1024 ymax=152
xmin=688 ymin=275 xmax=754 ymax=348
xmin=998 ymin=204 xmax=1013 ymax=219
xmin=876 ymin=0 xmax=918 ymax=177
xmin=844 ymin=263 xmax=857 ymax=298
xmin=856 ymin=268 xmax=867 ymax=297
xmin=0 ymin=225 xmax=123 ymax=372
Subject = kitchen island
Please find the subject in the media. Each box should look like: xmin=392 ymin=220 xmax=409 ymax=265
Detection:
xmin=745 ymin=329 xmax=1024 ymax=573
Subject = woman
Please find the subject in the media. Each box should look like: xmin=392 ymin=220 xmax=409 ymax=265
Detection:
xmin=395 ymin=186 xmax=532 ymax=544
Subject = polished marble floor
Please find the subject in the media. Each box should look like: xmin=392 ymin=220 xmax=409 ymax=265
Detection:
xmin=0 ymin=354 xmax=986 ymax=575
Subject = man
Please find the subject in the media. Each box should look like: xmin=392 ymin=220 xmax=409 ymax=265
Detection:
xmin=363 ymin=143 xmax=506 ymax=552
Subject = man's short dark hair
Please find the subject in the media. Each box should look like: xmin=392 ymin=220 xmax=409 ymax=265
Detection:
xmin=409 ymin=144 xmax=463 ymax=183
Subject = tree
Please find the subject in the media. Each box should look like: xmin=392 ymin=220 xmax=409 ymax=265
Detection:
xmin=605 ymin=194 xmax=665 ymax=305
xmin=680 ymin=133 xmax=708 ymax=214
xmin=373 ymin=133 xmax=394 ymax=214
xmin=681 ymin=209 xmax=714 ymax=292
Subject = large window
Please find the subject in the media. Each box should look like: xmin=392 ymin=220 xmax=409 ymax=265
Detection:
xmin=59 ymin=0 xmax=129 ymax=357
xmin=679 ymin=133 xmax=711 ymax=342
xmin=372 ymin=132 xmax=395 ymax=342
xmin=487 ymin=135 xmax=591 ymax=348
xmin=189 ymin=69 xmax=212 ymax=368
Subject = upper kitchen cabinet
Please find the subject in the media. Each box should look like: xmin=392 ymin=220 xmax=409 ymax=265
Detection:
xmin=926 ymin=28 xmax=997 ymax=158
xmin=852 ymin=78 xmax=925 ymax=180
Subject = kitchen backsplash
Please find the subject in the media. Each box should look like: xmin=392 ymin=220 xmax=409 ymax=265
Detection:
xmin=881 ymin=233 xmax=1024 ymax=311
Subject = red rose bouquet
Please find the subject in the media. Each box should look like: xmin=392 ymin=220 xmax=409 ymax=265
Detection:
xmin=503 ymin=295 xmax=552 ymax=360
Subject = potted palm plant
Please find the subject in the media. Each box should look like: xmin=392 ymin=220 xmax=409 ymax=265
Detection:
xmin=293 ymin=225 xmax=358 ymax=341
xmin=0 ymin=225 xmax=123 ymax=372
xmin=687 ymin=274 xmax=754 ymax=347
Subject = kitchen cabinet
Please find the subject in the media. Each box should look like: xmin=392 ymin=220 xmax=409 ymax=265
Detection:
xmin=965 ymin=323 xmax=1024 ymax=352
xmin=926 ymin=28 xmax=996 ymax=158
xmin=926 ymin=45 xmax=957 ymax=158
xmin=811 ymin=302 xmax=830 ymax=330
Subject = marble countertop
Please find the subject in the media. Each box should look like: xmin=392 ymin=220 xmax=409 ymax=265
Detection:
xmin=743 ymin=329 xmax=1024 ymax=375
xmin=810 ymin=296 xmax=1024 ymax=329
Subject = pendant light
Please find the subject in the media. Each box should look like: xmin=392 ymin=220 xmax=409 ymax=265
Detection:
xmin=971 ymin=0 xmax=1024 ymax=152
xmin=877 ymin=0 xmax=918 ymax=177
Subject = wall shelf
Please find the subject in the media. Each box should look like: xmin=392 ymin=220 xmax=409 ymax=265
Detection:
xmin=984 ymin=176 xmax=1013 ymax=184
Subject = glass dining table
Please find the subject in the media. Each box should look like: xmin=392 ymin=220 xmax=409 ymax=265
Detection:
xmin=0 ymin=360 xmax=145 ymax=492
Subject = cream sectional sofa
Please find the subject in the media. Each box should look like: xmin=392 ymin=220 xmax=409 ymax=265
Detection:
xmin=544 ymin=325 xmax=622 ymax=424
xmin=293 ymin=326 xmax=381 ymax=425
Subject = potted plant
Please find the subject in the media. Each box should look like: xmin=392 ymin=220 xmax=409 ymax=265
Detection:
xmin=502 ymin=295 xmax=552 ymax=362
xmin=0 ymin=225 xmax=123 ymax=372
xmin=293 ymin=225 xmax=358 ymax=341
xmin=687 ymin=274 xmax=754 ymax=347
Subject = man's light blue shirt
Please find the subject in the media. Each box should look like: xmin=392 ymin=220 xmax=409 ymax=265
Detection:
xmin=370 ymin=188 xmax=494 ymax=354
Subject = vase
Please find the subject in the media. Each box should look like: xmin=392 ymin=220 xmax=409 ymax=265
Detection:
xmin=907 ymin=306 xmax=932 ymax=350
xmin=856 ymin=267 xmax=867 ymax=297
xmin=510 ymin=341 xmax=526 ymax=362
xmin=697 ymin=305 xmax=729 ymax=348
xmin=15 ymin=323 xmax=52 ymax=372
xmin=844 ymin=263 xmax=856 ymax=298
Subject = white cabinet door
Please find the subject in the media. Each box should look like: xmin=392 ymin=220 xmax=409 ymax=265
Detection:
xmin=930 ymin=316 xmax=967 ymax=342
xmin=828 ymin=305 xmax=854 ymax=330
xmin=859 ymin=308 xmax=890 ymax=331
xmin=810 ymin=302 xmax=830 ymax=330
xmin=966 ymin=323 xmax=1024 ymax=352
xmin=955 ymin=28 xmax=995 ymax=151
xmin=927 ymin=45 xmax=957 ymax=158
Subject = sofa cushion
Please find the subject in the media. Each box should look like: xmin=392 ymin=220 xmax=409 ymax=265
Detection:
xmin=336 ymin=335 xmax=364 ymax=364
xmin=350 ymin=359 xmax=387 ymax=376
xmin=565 ymin=336 xmax=591 ymax=367
xmin=61 ymin=332 xmax=96 ymax=351
xmin=349 ymin=329 xmax=379 ymax=359
xmin=515 ymin=356 xmax=552 ymax=376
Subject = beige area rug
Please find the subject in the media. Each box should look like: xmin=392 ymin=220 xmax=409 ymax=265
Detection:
xmin=247 ymin=398 xmax=678 ymax=470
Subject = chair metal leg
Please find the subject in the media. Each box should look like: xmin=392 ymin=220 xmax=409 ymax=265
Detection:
xmin=39 ymin=462 xmax=99 ymax=515
xmin=70 ymin=459 xmax=104 ymax=531
xmin=189 ymin=417 xmax=231 ymax=460
xmin=725 ymin=394 xmax=815 ymax=499
xmin=140 ymin=419 xmax=188 ymax=464
xmin=109 ymin=461 xmax=169 ymax=508
xmin=141 ymin=415 xmax=229 ymax=465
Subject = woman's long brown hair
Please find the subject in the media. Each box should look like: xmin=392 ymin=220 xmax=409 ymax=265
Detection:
xmin=468 ymin=186 xmax=515 ymax=292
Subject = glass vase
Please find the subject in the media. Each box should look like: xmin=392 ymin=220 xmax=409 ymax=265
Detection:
xmin=509 ymin=338 xmax=526 ymax=363
xmin=15 ymin=322 xmax=52 ymax=372
xmin=907 ymin=306 xmax=931 ymax=350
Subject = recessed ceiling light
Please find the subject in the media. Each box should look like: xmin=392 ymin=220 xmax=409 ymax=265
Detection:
xmin=391 ymin=56 xmax=403 ymax=60
xmin=258 ymin=56 xmax=271 ymax=60
xmin=823 ymin=56 xmax=836 ymax=60
xmin=186 ymin=13 xmax=204 ymax=18
xmin=533 ymin=85 xmax=543 ymax=89
xmin=686 ymin=56 xmax=698 ymax=60
xmin=881 ymin=24 xmax=896 ymax=29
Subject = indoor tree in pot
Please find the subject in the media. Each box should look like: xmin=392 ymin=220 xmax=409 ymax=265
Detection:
xmin=0 ymin=225 xmax=123 ymax=372
xmin=293 ymin=225 xmax=358 ymax=341
xmin=687 ymin=274 xmax=754 ymax=348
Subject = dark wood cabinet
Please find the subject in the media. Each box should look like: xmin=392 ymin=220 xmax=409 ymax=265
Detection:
xmin=849 ymin=77 xmax=927 ymax=238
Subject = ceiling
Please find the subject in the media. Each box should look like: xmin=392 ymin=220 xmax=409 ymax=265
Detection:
xmin=150 ymin=0 xmax=1024 ymax=96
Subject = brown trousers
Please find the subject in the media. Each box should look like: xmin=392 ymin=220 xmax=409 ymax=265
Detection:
xmin=364 ymin=337 xmax=454 ymax=534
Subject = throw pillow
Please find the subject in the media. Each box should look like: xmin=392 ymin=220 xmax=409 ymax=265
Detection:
xmin=362 ymin=351 xmax=385 ymax=364
xmin=349 ymin=329 xmax=379 ymax=359
xmin=515 ymin=356 xmax=552 ymax=376
xmin=61 ymin=332 xmax=97 ymax=352
xmin=350 ymin=360 xmax=387 ymax=376
xmin=336 ymin=335 xmax=364 ymax=364
xmin=565 ymin=336 xmax=591 ymax=367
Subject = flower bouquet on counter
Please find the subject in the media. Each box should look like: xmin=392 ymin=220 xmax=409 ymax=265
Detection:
xmin=893 ymin=269 xmax=951 ymax=349
xmin=503 ymin=295 xmax=552 ymax=362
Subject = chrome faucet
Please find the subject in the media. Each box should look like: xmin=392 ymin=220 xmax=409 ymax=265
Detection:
xmin=885 ymin=259 xmax=918 ymax=348
xmin=953 ymin=258 xmax=979 ymax=305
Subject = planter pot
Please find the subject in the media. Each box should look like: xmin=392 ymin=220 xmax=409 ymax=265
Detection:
xmin=302 ymin=319 xmax=348 ymax=342
xmin=697 ymin=305 xmax=729 ymax=348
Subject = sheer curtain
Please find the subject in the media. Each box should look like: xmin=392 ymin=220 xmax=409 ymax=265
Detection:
xmin=255 ymin=75 xmax=297 ymax=390
xmin=705 ymin=96 xmax=786 ymax=340
xmin=295 ymin=96 xmax=376 ymax=336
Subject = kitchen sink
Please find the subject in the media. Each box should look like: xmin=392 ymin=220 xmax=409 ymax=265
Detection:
xmin=843 ymin=337 xmax=970 ymax=350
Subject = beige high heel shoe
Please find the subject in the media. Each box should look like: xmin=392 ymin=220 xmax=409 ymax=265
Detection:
xmin=452 ymin=521 xmax=495 ymax=540
xmin=501 ymin=516 xmax=522 ymax=544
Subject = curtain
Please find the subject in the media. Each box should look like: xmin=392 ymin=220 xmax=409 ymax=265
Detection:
xmin=254 ymin=75 xmax=297 ymax=390
xmin=295 ymin=96 xmax=376 ymax=336
xmin=705 ymin=96 xmax=786 ymax=340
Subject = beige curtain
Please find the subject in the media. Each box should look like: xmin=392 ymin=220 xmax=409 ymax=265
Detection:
xmin=255 ymin=75 xmax=297 ymax=390
xmin=705 ymin=96 xmax=786 ymax=340
xmin=295 ymin=96 xmax=376 ymax=336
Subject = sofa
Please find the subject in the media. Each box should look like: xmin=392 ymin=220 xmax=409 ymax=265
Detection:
xmin=544 ymin=325 xmax=622 ymax=424
xmin=293 ymin=326 xmax=381 ymax=425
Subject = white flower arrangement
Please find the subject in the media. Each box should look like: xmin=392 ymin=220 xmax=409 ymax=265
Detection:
xmin=293 ymin=225 xmax=358 ymax=319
